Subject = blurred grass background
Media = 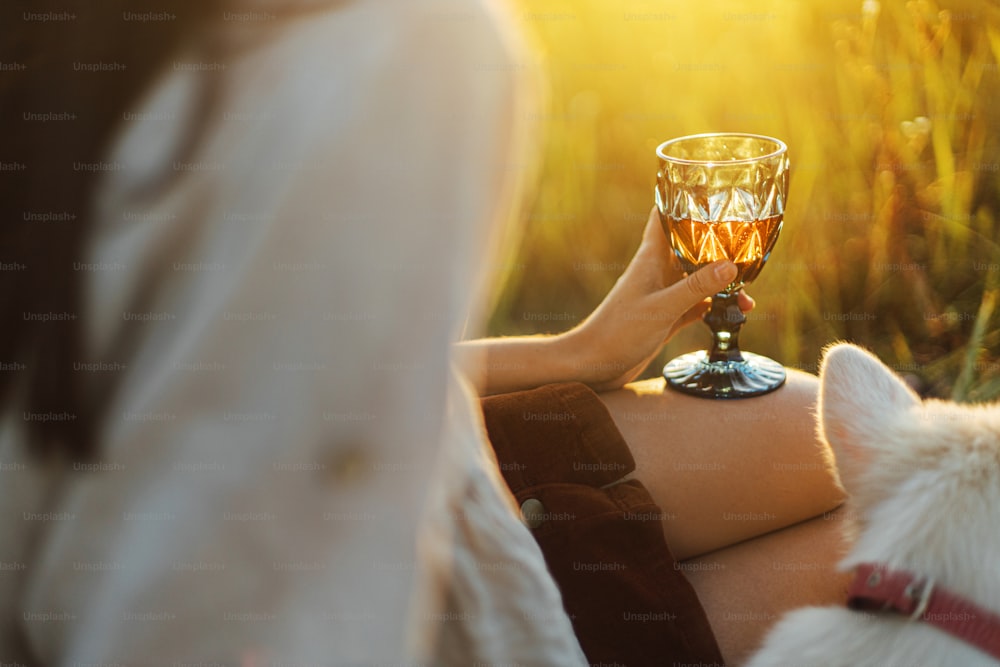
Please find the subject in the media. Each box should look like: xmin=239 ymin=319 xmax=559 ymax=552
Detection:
xmin=488 ymin=0 xmax=1000 ymax=400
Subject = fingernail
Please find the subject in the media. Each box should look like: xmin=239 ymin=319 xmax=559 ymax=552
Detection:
xmin=714 ymin=261 xmax=737 ymax=282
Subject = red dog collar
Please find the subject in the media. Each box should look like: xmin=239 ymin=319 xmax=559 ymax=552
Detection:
xmin=847 ymin=562 xmax=1000 ymax=661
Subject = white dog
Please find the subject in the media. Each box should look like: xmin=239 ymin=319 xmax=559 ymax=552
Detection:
xmin=746 ymin=342 xmax=1000 ymax=667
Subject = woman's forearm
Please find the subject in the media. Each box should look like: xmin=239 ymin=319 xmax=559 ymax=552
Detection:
xmin=454 ymin=333 xmax=591 ymax=396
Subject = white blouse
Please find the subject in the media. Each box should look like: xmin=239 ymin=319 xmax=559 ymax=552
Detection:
xmin=0 ymin=0 xmax=586 ymax=664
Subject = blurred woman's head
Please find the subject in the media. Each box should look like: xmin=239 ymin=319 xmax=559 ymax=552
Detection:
xmin=0 ymin=1 xmax=220 ymax=459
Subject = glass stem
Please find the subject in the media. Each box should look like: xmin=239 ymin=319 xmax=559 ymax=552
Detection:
xmin=704 ymin=292 xmax=745 ymax=363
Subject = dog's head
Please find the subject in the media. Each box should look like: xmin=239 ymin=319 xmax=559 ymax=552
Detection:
xmin=818 ymin=343 xmax=1000 ymax=581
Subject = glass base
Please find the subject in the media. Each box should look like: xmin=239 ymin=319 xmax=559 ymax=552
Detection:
xmin=663 ymin=350 xmax=786 ymax=399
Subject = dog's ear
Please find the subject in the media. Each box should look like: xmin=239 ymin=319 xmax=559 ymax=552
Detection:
xmin=818 ymin=343 xmax=919 ymax=491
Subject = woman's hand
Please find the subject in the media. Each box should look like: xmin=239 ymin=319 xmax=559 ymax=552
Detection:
xmin=456 ymin=207 xmax=753 ymax=395
xmin=562 ymin=206 xmax=753 ymax=391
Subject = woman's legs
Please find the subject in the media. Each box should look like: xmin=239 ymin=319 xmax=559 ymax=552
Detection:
xmin=598 ymin=369 xmax=845 ymax=560
xmin=681 ymin=508 xmax=851 ymax=665
xmin=598 ymin=370 xmax=852 ymax=664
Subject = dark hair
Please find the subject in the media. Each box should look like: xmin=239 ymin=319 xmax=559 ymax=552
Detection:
xmin=0 ymin=2 xmax=217 ymax=461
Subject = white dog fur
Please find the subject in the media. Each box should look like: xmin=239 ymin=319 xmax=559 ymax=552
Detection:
xmin=746 ymin=342 xmax=1000 ymax=667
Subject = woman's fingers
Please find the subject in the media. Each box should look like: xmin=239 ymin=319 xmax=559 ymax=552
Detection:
xmin=670 ymin=298 xmax=712 ymax=334
xmin=665 ymin=289 xmax=755 ymax=340
xmin=655 ymin=260 xmax=736 ymax=316
xmin=647 ymin=261 xmax=735 ymax=343
xmin=638 ymin=206 xmax=686 ymax=286
xmin=641 ymin=205 xmax=668 ymax=247
xmin=644 ymin=207 xmax=757 ymax=317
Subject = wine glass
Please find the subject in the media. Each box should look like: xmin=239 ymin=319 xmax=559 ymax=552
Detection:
xmin=654 ymin=133 xmax=790 ymax=398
